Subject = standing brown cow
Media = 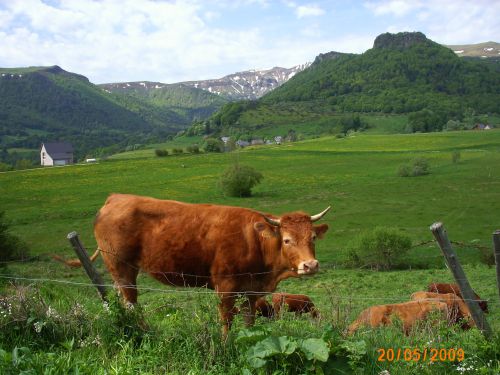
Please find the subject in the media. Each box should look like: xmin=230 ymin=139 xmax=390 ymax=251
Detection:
xmin=60 ymin=193 xmax=330 ymax=337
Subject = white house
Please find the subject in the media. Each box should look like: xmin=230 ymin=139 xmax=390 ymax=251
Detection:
xmin=40 ymin=142 xmax=74 ymax=166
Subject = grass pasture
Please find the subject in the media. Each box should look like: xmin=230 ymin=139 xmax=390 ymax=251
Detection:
xmin=1 ymin=130 xmax=499 ymax=373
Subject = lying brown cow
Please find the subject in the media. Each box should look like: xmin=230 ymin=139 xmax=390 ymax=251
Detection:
xmin=58 ymin=193 xmax=330 ymax=337
xmin=255 ymin=298 xmax=275 ymax=318
xmin=410 ymin=291 xmax=474 ymax=328
xmin=272 ymin=293 xmax=320 ymax=319
xmin=427 ymin=282 xmax=488 ymax=313
xmin=348 ymin=300 xmax=449 ymax=335
xmin=254 ymin=293 xmax=319 ymax=319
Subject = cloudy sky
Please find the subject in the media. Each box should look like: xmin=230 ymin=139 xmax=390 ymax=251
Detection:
xmin=0 ymin=0 xmax=498 ymax=84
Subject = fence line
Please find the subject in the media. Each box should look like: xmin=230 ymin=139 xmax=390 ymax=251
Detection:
xmin=0 ymin=238 xmax=490 ymax=271
xmin=0 ymin=273 xmax=496 ymax=306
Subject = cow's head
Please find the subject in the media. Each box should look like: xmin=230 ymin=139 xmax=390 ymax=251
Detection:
xmin=255 ymin=207 xmax=330 ymax=275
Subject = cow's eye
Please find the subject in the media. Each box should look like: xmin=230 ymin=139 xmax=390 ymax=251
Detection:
xmin=283 ymin=238 xmax=291 ymax=245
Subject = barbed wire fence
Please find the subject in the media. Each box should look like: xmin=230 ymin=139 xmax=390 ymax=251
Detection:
xmin=0 ymin=232 xmax=498 ymax=332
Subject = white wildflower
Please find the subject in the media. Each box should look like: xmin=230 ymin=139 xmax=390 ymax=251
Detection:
xmin=103 ymin=302 xmax=110 ymax=313
xmin=92 ymin=335 xmax=102 ymax=346
xmin=33 ymin=321 xmax=44 ymax=333
xmin=46 ymin=306 xmax=60 ymax=319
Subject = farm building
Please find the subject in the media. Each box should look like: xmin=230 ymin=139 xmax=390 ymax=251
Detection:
xmin=40 ymin=142 xmax=74 ymax=166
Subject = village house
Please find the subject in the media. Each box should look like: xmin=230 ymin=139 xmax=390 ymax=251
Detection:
xmin=236 ymin=140 xmax=250 ymax=148
xmin=472 ymin=123 xmax=492 ymax=130
xmin=40 ymin=142 xmax=74 ymax=166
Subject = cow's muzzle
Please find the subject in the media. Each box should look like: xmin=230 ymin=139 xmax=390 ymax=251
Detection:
xmin=297 ymin=260 xmax=319 ymax=275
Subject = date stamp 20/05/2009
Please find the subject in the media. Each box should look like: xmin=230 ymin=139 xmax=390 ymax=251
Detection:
xmin=377 ymin=348 xmax=465 ymax=362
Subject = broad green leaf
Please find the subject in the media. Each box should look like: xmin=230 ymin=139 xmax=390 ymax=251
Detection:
xmin=253 ymin=336 xmax=297 ymax=358
xmin=299 ymin=338 xmax=329 ymax=362
xmin=235 ymin=327 xmax=270 ymax=346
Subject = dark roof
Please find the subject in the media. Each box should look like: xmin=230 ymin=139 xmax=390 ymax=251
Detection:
xmin=42 ymin=142 xmax=73 ymax=158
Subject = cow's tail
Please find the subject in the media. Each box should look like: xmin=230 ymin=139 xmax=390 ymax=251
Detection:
xmin=52 ymin=248 xmax=100 ymax=268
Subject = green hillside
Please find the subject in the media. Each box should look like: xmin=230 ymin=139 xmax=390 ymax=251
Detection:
xmin=0 ymin=66 xmax=193 ymax=161
xmin=264 ymin=32 xmax=499 ymax=112
xmin=194 ymin=32 xmax=500 ymax=138
xmin=100 ymin=82 xmax=228 ymax=123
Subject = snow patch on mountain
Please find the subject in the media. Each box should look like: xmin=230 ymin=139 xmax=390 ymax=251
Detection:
xmin=181 ymin=63 xmax=311 ymax=100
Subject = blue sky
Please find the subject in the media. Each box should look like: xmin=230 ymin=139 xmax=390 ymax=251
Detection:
xmin=0 ymin=0 xmax=498 ymax=83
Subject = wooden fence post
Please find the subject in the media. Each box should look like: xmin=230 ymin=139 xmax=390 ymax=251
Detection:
xmin=493 ymin=230 xmax=500 ymax=303
xmin=67 ymin=231 xmax=107 ymax=301
xmin=430 ymin=222 xmax=492 ymax=338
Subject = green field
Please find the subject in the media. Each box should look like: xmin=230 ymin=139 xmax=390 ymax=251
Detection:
xmin=1 ymin=130 xmax=499 ymax=373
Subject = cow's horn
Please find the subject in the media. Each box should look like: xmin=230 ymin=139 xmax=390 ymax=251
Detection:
xmin=310 ymin=206 xmax=331 ymax=222
xmin=263 ymin=215 xmax=281 ymax=226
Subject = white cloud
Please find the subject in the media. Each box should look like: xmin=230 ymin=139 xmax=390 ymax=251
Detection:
xmin=364 ymin=1 xmax=423 ymax=17
xmin=364 ymin=0 xmax=500 ymax=44
xmin=295 ymin=4 xmax=325 ymax=18
xmin=0 ymin=0 xmax=497 ymax=84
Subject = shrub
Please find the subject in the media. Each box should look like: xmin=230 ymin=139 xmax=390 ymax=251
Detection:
xmin=0 ymin=162 xmax=11 ymax=171
xmin=203 ymin=138 xmax=223 ymax=153
xmin=172 ymin=148 xmax=183 ymax=154
xmin=398 ymin=157 xmax=430 ymax=177
xmin=452 ymin=150 xmax=461 ymax=164
xmin=15 ymin=159 xmax=33 ymax=170
xmin=0 ymin=211 xmax=29 ymax=265
xmin=154 ymin=149 xmax=168 ymax=157
xmin=186 ymin=144 xmax=200 ymax=154
xmin=411 ymin=157 xmax=430 ymax=176
xmin=347 ymin=227 xmax=412 ymax=270
xmin=397 ymin=164 xmax=410 ymax=177
xmin=220 ymin=164 xmax=263 ymax=197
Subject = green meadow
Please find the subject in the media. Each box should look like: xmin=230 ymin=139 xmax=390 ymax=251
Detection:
xmin=1 ymin=129 xmax=499 ymax=373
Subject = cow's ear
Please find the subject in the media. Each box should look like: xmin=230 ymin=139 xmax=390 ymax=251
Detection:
xmin=254 ymin=222 xmax=277 ymax=238
xmin=314 ymin=224 xmax=329 ymax=239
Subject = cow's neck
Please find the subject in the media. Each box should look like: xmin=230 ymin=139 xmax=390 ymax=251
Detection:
xmin=260 ymin=241 xmax=299 ymax=291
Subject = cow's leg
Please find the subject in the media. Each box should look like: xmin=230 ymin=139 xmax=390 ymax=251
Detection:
xmin=108 ymin=262 xmax=139 ymax=305
xmin=241 ymin=295 xmax=259 ymax=327
xmin=218 ymin=294 xmax=237 ymax=340
xmin=99 ymin=244 xmax=139 ymax=305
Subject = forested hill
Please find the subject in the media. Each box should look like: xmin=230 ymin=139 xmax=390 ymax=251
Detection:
xmin=263 ymin=32 xmax=499 ymax=113
xmin=195 ymin=32 xmax=499 ymax=137
xmin=99 ymin=81 xmax=228 ymax=123
xmin=0 ymin=66 xmax=192 ymax=157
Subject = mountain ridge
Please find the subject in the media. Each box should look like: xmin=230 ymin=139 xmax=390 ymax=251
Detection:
xmin=191 ymin=32 xmax=500 ymax=138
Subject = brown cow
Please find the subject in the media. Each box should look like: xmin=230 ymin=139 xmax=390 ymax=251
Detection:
xmin=58 ymin=193 xmax=330 ymax=337
xmin=272 ymin=293 xmax=320 ymax=319
xmin=427 ymin=282 xmax=488 ymax=313
xmin=347 ymin=300 xmax=449 ymax=335
xmin=411 ymin=291 xmax=474 ymax=328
